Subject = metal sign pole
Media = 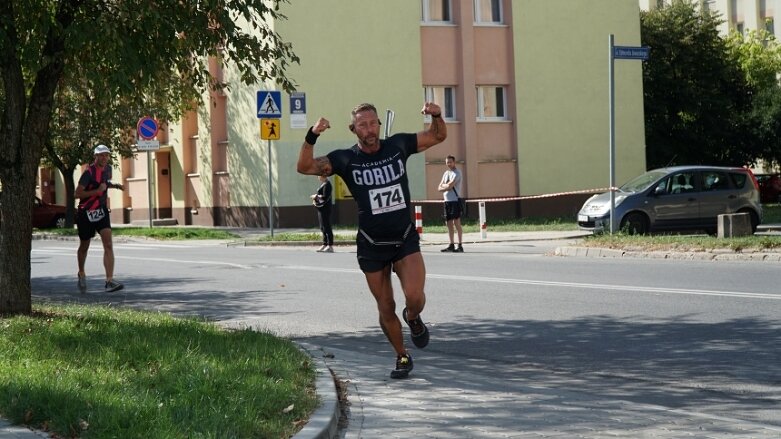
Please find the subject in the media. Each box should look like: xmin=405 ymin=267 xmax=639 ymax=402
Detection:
xmin=608 ymin=34 xmax=616 ymax=234
xmin=384 ymin=109 xmax=395 ymax=138
xmin=268 ymin=139 xmax=274 ymax=238
xmin=147 ymin=151 xmax=154 ymax=228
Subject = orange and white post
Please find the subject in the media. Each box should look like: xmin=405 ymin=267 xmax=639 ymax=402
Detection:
xmin=415 ymin=205 xmax=423 ymax=237
xmin=479 ymin=201 xmax=487 ymax=239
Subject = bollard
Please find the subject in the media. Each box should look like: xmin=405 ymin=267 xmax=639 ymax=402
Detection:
xmin=415 ymin=205 xmax=423 ymax=237
xmin=479 ymin=201 xmax=487 ymax=239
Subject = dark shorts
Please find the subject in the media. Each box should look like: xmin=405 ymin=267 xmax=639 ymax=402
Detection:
xmin=76 ymin=207 xmax=111 ymax=241
xmin=443 ymin=200 xmax=462 ymax=221
xmin=356 ymin=229 xmax=421 ymax=273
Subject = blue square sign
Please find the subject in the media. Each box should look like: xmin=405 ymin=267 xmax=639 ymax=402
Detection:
xmin=257 ymin=91 xmax=282 ymax=118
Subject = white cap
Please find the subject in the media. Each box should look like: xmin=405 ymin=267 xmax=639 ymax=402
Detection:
xmin=94 ymin=144 xmax=110 ymax=155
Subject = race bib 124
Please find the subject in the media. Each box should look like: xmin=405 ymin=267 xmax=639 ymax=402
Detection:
xmin=87 ymin=209 xmax=106 ymax=223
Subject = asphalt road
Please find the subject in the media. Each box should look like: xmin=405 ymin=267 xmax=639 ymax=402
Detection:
xmin=29 ymin=237 xmax=781 ymax=437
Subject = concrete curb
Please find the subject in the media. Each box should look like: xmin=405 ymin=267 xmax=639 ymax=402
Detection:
xmin=292 ymin=370 xmax=339 ymax=439
xmin=555 ymin=246 xmax=781 ymax=261
xmin=294 ymin=343 xmax=339 ymax=439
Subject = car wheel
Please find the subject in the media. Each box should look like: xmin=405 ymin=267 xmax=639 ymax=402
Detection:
xmin=620 ymin=212 xmax=648 ymax=235
xmin=738 ymin=209 xmax=759 ymax=234
xmin=53 ymin=215 xmax=67 ymax=229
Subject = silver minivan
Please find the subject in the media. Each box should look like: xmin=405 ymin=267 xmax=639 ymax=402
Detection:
xmin=577 ymin=166 xmax=762 ymax=234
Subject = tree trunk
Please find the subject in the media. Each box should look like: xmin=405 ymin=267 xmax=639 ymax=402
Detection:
xmin=63 ymin=168 xmax=77 ymax=228
xmin=0 ymin=176 xmax=35 ymax=315
xmin=0 ymin=2 xmax=69 ymax=314
xmin=45 ymin=143 xmax=78 ymax=228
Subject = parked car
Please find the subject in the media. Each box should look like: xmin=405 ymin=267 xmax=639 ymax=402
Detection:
xmin=756 ymin=173 xmax=781 ymax=204
xmin=32 ymin=196 xmax=68 ymax=229
xmin=0 ymin=192 xmax=68 ymax=229
xmin=577 ymin=166 xmax=762 ymax=235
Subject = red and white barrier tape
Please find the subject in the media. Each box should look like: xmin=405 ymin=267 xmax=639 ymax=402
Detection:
xmin=412 ymin=187 xmax=617 ymax=204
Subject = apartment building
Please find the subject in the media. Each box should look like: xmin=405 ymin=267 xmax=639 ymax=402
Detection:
xmin=41 ymin=0 xmax=646 ymax=227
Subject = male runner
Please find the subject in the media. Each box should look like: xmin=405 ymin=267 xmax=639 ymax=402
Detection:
xmin=296 ymin=102 xmax=447 ymax=378
xmin=75 ymin=144 xmax=124 ymax=293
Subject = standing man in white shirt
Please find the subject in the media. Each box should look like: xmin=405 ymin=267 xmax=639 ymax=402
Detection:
xmin=437 ymin=155 xmax=464 ymax=253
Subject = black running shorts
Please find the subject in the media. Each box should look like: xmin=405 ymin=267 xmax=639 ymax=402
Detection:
xmin=356 ymin=229 xmax=421 ymax=273
xmin=76 ymin=207 xmax=112 ymax=241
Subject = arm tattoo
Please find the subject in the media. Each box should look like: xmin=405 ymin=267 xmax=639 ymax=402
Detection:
xmin=314 ymin=156 xmax=332 ymax=175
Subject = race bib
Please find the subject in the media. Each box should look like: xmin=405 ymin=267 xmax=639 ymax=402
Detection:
xmin=369 ymin=184 xmax=406 ymax=215
xmin=86 ymin=208 xmax=106 ymax=223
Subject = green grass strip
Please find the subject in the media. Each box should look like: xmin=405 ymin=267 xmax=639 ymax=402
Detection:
xmin=0 ymin=303 xmax=317 ymax=438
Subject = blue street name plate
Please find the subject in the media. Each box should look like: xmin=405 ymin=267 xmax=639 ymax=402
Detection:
xmin=614 ymin=46 xmax=650 ymax=60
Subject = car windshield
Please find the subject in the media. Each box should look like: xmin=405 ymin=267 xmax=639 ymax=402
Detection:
xmin=619 ymin=170 xmax=667 ymax=193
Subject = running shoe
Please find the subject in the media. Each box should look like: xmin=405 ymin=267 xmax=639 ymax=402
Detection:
xmin=402 ymin=307 xmax=429 ymax=349
xmin=440 ymin=244 xmax=455 ymax=252
xmin=322 ymin=246 xmax=334 ymax=253
xmin=454 ymin=245 xmax=464 ymax=253
xmin=390 ymin=353 xmax=413 ymax=379
xmin=78 ymin=274 xmax=87 ymax=293
xmin=105 ymin=280 xmax=124 ymax=292
xmin=316 ymin=245 xmax=327 ymax=252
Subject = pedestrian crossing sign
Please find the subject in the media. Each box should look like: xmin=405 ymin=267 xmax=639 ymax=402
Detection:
xmin=260 ymin=119 xmax=281 ymax=140
xmin=257 ymin=90 xmax=282 ymax=118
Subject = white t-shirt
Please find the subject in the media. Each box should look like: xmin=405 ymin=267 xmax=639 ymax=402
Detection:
xmin=440 ymin=167 xmax=462 ymax=202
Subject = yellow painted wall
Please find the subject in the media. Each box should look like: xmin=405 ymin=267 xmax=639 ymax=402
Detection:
xmin=515 ymin=0 xmax=646 ymax=195
xmin=225 ymin=1 xmax=425 ymax=208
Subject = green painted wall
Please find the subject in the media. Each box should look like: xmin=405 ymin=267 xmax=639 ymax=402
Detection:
xmin=226 ymin=1 xmax=426 ymax=210
xmin=515 ymin=0 xmax=646 ymax=195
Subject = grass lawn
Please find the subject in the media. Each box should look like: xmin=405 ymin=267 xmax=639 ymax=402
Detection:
xmin=0 ymin=303 xmax=317 ymax=438
xmin=43 ymin=227 xmax=239 ymax=240
xmin=584 ymin=203 xmax=781 ymax=251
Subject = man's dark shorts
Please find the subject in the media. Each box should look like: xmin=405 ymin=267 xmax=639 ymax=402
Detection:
xmin=76 ymin=207 xmax=111 ymax=241
xmin=356 ymin=230 xmax=421 ymax=273
xmin=443 ymin=200 xmax=462 ymax=221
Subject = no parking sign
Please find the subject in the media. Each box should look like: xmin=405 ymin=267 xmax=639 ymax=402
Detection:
xmin=137 ymin=116 xmax=160 ymax=151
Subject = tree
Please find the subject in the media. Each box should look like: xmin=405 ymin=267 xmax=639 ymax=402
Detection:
xmin=43 ymin=56 xmax=194 ymax=229
xmin=726 ymin=29 xmax=781 ymax=170
xmin=641 ymin=0 xmax=757 ymax=169
xmin=0 ymin=0 xmax=299 ymax=315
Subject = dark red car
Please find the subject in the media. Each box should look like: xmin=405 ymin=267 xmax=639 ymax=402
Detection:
xmin=32 ymin=196 xmax=68 ymax=228
xmin=756 ymin=173 xmax=781 ymax=204
xmin=1 ymin=193 xmax=68 ymax=229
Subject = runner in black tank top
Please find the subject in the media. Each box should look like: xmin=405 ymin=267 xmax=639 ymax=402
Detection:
xmin=297 ymin=102 xmax=447 ymax=379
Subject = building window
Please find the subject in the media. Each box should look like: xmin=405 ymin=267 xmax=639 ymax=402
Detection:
xmin=476 ymin=86 xmax=506 ymax=119
xmin=765 ymin=18 xmax=775 ymax=36
xmin=736 ymin=22 xmax=745 ymax=35
xmin=422 ymin=0 xmax=451 ymax=23
xmin=424 ymin=86 xmax=456 ymax=120
xmin=474 ymin=0 xmax=502 ymax=24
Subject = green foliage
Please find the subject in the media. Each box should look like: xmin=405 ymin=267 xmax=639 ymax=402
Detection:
xmin=726 ymin=29 xmax=781 ymax=169
xmin=726 ymin=29 xmax=781 ymax=88
xmin=0 ymin=303 xmax=317 ymax=438
xmin=641 ymin=1 xmax=758 ymax=168
xmin=762 ymin=203 xmax=781 ymax=223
